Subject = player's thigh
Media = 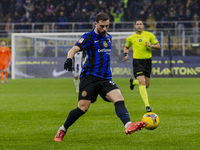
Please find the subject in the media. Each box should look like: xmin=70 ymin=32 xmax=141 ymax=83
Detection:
xmin=99 ymin=79 xmax=121 ymax=103
xmin=105 ymin=89 xmax=124 ymax=103
xmin=0 ymin=64 xmax=3 ymax=70
xmin=79 ymin=76 xmax=98 ymax=103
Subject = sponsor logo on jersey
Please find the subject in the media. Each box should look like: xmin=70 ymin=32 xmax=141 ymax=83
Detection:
xmin=98 ymin=49 xmax=111 ymax=52
xmin=78 ymin=38 xmax=84 ymax=44
xmin=103 ymin=41 xmax=108 ymax=47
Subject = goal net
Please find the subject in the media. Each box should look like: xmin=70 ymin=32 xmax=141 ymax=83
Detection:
xmin=11 ymin=32 xmax=138 ymax=79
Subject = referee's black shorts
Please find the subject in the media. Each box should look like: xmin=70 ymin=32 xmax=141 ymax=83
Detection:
xmin=133 ymin=58 xmax=152 ymax=78
xmin=79 ymin=75 xmax=119 ymax=103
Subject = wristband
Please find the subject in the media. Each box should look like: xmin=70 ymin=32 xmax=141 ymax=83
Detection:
xmin=124 ymin=53 xmax=129 ymax=57
xmin=150 ymin=44 xmax=152 ymax=48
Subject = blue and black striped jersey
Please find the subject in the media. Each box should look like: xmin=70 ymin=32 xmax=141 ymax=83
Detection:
xmin=75 ymin=29 xmax=112 ymax=80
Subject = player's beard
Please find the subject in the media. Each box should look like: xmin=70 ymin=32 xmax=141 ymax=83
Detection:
xmin=97 ymin=29 xmax=106 ymax=37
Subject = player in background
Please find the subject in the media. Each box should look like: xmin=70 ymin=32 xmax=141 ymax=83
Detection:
xmin=72 ymin=51 xmax=85 ymax=93
xmin=124 ymin=19 xmax=161 ymax=112
xmin=0 ymin=41 xmax=12 ymax=83
xmin=54 ymin=12 xmax=146 ymax=142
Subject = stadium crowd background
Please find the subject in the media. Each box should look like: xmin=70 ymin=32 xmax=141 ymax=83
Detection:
xmin=0 ymin=0 xmax=199 ymax=31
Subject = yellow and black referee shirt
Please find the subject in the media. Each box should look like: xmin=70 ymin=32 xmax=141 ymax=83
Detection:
xmin=125 ymin=31 xmax=159 ymax=59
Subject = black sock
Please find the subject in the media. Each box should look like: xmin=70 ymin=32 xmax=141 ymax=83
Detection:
xmin=64 ymin=107 xmax=85 ymax=129
xmin=115 ymin=101 xmax=131 ymax=126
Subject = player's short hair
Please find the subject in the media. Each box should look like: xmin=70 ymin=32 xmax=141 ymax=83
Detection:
xmin=135 ymin=18 xmax=144 ymax=24
xmin=95 ymin=12 xmax=110 ymax=23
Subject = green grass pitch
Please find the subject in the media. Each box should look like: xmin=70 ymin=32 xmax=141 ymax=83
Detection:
xmin=0 ymin=78 xmax=199 ymax=150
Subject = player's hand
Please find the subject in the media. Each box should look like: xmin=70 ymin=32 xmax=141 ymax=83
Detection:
xmin=64 ymin=58 xmax=72 ymax=71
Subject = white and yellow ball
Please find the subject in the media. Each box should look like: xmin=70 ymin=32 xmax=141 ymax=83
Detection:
xmin=142 ymin=112 xmax=160 ymax=130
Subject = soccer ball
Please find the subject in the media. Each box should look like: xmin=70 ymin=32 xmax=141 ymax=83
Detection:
xmin=142 ymin=112 xmax=160 ymax=130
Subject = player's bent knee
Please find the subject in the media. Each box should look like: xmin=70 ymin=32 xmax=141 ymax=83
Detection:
xmin=78 ymin=100 xmax=91 ymax=112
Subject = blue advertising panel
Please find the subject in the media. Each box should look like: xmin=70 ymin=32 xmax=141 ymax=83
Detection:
xmin=14 ymin=56 xmax=200 ymax=78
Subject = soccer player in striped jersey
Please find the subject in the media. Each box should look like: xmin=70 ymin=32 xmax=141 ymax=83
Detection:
xmin=124 ymin=19 xmax=161 ymax=112
xmin=54 ymin=12 xmax=146 ymax=142
xmin=72 ymin=51 xmax=85 ymax=93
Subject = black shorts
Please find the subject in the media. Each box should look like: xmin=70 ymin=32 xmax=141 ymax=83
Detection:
xmin=133 ymin=58 xmax=152 ymax=78
xmin=79 ymin=75 xmax=119 ymax=103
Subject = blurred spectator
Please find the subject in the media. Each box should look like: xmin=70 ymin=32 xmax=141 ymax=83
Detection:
xmin=138 ymin=10 xmax=147 ymax=21
xmin=43 ymin=12 xmax=52 ymax=32
xmin=51 ymin=12 xmax=58 ymax=23
xmin=82 ymin=2 xmax=90 ymax=12
xmin=169 ymin=8 xmax=178 ymax=21
xmin=192 ymin=13 xmax=199 ymax=34
xmin=121 ymin=0 xmax=129 ymax=21
xmin=34 ymin=12 xmax=43 ymax=31
xmin=110 ymin=7 xmax=124 ymax=29
xmin=0 ymin=14 xmax=6 ymax=31
xmin=15 ymin=1 xmax=25 ymax=16
xmin=185 ymin=8 xmax=192 ymax=28
xmin=20 ymin=14 xmax=29 ymax=32
xmin=5 ymin=17 xmax=12 ymax=34
xmin=81 ymin=9 xmax=89 ymax=22
xmin=177 ymin=10 xmax=185 ymax=34
xmin=0 ymin=0 xmax=199 ymax=32
xmin=34 ymin=0 xmax=40 ymax=6
xmin=69 ymin=12 xmax=77 ymax=22
xmin=161 ymin=0 xmax=168 ymax=15
xmin=154 ymin=11 xmax=162 ymax=21
xmin=192 ymin=2 xmax=200 ymax=14
xmin=23 ymin=0 xmax=34 ymax=18
xmin=89 ymin=11 xmax=96 ymax=22
xmin=75 ymin=2 xmax=81 ymax=12
xmin=187 ymin=0 xmax=195 ymax=10
xmin=46 ymin=4 xmax=54 ymax=14
xmin=17 ymin=0 xmax=23 ymax=5
xmin=13 ymin=12 xmax=21 ymax=23
xmin=58 ymin=11 xmax=68 ymax=30
xmin=146 ymin=13 xmax=155 ymax=30
xmin=65 ymin=1 xmax=75 ymax=16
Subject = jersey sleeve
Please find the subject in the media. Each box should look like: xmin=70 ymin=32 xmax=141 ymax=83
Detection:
xmin=150 ymin=33 xmax=159 ymax=45
xmin=75 ymin=33 xmax=91 ymax=51
xmin=125 ymin=36 xmax=132 ymax=48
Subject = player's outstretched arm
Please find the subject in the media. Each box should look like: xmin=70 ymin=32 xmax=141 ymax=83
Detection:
xmin=64 ymin=46 xmax=81 ymax=71
xmin=67 ymin=45 xmax=81 ymax=59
